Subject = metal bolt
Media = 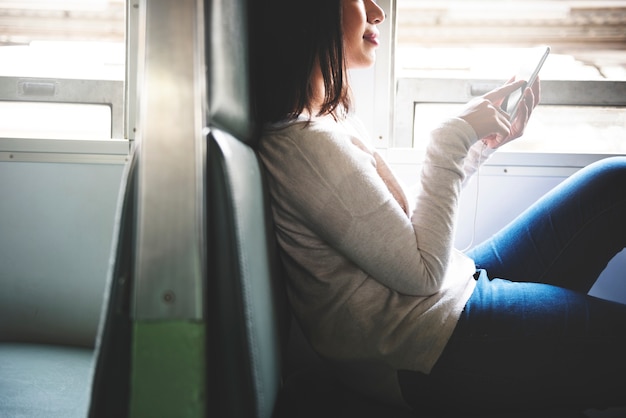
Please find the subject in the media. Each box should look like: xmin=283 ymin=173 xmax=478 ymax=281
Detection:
xmin=163 ymin=290 xmax=176 ymax=304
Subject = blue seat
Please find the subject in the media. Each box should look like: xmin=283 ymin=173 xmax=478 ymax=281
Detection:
xmin=0 ymin=344 xmax=93 ymax=418
xmin=0 ymin=156 xmax=124 ymax=418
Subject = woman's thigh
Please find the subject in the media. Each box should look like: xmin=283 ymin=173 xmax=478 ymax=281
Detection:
xmin=398 ymin=272 xmax=626 ymax=415
xmin=467 ymin=156 xmax=626 ymax=292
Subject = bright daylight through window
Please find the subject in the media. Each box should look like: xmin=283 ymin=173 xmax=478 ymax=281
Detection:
xmin=395 ymin=0 xmax=626 ymax=154
xmin=0 ymin=0 xmax=125 ymax=140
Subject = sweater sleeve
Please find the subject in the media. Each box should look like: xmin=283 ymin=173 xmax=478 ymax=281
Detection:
xmin=462 ymin=139 xmax=497 ymax=187
xmin=260 ymin=117 xmax=478 ymax=296
xmin=408 ymin=118 xmax=477 ymax=292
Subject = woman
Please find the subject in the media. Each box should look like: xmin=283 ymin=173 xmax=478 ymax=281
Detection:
xmin=253 ymin=0 xmax=626 ymax=414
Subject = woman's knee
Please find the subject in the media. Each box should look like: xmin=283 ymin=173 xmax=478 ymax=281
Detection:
xmin=577 ymin=156 xmax=626 ymax=195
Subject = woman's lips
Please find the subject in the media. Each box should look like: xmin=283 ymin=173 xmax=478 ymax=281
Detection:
xmin=364 ymin=32 xmax=379 ymax=46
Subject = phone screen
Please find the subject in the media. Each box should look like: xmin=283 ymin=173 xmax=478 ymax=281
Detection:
xmin=504 ymin=46 xmax=550 ymax=120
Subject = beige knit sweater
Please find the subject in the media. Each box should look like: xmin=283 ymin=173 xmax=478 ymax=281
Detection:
xmin=259 ymin=114 xmax=492 ymax=406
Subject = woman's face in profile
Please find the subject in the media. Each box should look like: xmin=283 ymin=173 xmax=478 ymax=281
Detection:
xmin=341 ymin=0 xmax=386 ymax=69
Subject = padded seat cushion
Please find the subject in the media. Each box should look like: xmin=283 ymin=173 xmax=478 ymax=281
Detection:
xmin=276 ymin=366 xmax=418 ymax=418
xmin=0 ymin=343 xmax=93 ymax=418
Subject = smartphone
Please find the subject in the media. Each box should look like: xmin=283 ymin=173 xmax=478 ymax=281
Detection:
xmin=504 ymin=46 xmax=550 ymax=120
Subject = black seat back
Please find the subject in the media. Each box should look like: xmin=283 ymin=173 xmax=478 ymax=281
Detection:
xmin=206 ymin=0 xmax=290 ymax=418
xmin=207 ymin=131 xmax=289 ymax=418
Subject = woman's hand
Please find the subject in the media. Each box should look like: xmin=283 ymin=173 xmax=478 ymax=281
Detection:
xmin=458 ymin=78 xmax=540 ymax=149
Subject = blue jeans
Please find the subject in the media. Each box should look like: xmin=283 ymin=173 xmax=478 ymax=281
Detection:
xmin=398 ymin=157 xmax=626 ymax=415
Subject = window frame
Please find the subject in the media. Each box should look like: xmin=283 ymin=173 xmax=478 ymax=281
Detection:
xmin=0 ymin=0 xmax=133 ymax=164
xmin=394 ymin=77 xmax=626 ymax=150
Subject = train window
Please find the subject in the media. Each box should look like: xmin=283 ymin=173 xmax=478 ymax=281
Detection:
xmin=0 ymin=101 xmax=111 ymax=139
xmin=0 ymin=0 xmax=131 ymax=158
xmin=393 ymin=0 xmax=626 ymax=155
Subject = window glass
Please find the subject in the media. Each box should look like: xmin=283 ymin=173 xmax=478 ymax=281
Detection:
xmin=0 ymin=0 xmax=125 ymax=140
xmin=396 ymin=1 xmax=626 ymax=154
xmin=413 ymin=103 xmax=626 ymax=154
xmin=0 ymin=0 xmax=125 ymax=79
xmin=0 ymin=101 xmax=111 ymax=139
xmin=397 ymin=0 xmax=626 ymax=81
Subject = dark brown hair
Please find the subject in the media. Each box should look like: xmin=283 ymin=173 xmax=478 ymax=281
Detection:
xmin=251 ymin=0 xmax=351 ymax=125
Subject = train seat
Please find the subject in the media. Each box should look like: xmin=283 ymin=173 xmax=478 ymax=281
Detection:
xmin=0 ymin=343 xmax=93 ymax=417
xmin=0 ymin=162 xmax=121 ymax=417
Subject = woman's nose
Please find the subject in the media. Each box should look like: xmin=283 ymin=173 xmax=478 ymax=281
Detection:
xmin=368 ymin=1 xmax=386 ymax=25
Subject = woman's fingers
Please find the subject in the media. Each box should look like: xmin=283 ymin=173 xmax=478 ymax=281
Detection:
xmin=464 ymin=78 xmax=542 ymax=148
xmin=484 ymin=79 xmax=526 ymax=105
